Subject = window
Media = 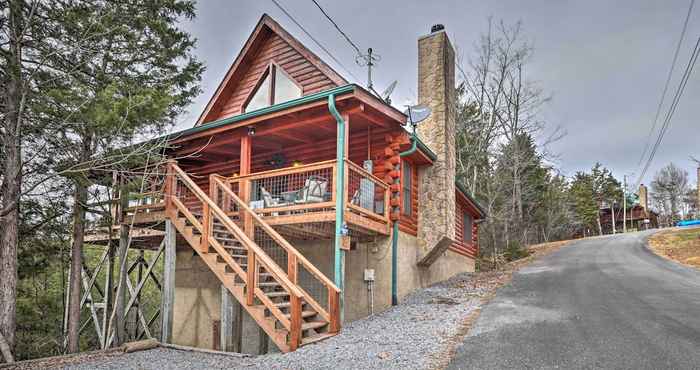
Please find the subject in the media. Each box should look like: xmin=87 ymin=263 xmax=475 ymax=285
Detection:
xmin=402 ymin=161 xmax=412 ymax=215
xmin=463 ymin=212 xmax=473 ymax=243
xmin=244 ymin=64 xmax=301 ymax=112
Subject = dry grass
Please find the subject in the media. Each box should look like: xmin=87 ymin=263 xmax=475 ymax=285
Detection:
xmin=649 ymin=227 xmax=700 ymax=269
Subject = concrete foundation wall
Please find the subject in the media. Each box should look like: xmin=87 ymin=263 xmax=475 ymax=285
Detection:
xmin=172 ymin=250 xmax=221 ymax=349
xmin=290 ymin=230 xmax=474 ymax=322
xmin=171 ymin=230 xmax=474 ymax=353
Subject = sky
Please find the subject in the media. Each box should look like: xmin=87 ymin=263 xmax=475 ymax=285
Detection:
xmin=178 ymin=0 xmax=700 ymax=190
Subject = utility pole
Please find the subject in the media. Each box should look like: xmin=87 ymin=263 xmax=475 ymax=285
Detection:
xmin=623 ymin=175 xmax=627 ymax=233
xmin=611 ymin=202 xmax=616 ymax=234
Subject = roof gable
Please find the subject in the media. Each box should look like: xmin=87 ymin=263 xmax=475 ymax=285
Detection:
xmin=196 ymin=14 xmax=348 ymax=125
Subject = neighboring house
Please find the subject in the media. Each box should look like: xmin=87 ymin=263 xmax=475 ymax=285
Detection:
xmin=88 ymin=15 xmax=484 ymax=354
xmin=599 ymin=184 xmax=659 ymax=233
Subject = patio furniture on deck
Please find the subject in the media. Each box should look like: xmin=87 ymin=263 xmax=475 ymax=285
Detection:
xmin=294 ymin=176 xmax=329 ymax=204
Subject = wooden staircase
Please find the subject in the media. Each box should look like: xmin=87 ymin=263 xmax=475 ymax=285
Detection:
xmin=164 ymin=162 xmax=340 ymax=352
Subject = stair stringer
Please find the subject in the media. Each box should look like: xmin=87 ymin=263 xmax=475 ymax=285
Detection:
xmin=168 ymin=215 xmax=292 ymax=352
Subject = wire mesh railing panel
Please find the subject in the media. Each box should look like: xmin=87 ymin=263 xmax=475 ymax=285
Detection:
xmin=210 ymin=211 xmax=248 ymax=284
xmin=173 ymin=175 xmax=204 ymax=227
xmin=253 ymin=227 xmax=288 ymax=271
xmin=228 ymin=163 xmax=336 ymax=219
xmin=346 ymin=161 xmax=387 ymax=218
xmin=297 ymin=262 xmax=329 ymax=315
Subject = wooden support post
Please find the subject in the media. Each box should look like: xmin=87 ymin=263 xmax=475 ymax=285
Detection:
xmin=232 ymin=299 xmax=243 ymax=352
xmin=220 ymin=286 xmax=233 ymax=352
xmin=164 ymin=161 xmax=175 ymax=217
xmin=287 ymin=254 xmax=297 ymax=284
xmin=101 ymin=242 xmax=114 ymax=349
xmin=113 ymin=187 xmax=130 ymax=346
xmin=201 ymin=201 xmax=210 ymax=253
xmin=240 ymin=135 xmax=253 ymax=237
xmin=289 ymin=295 xmax=302 ymax=351
xmin=161 ymin=220 xmax=176 ymax=343
xmin=328 ymin=289 xmax=341 ymax=333
xmin=246 ymin=251 xmax=256 ymax=306
xmin=136 ymin=250 xmax=144 ymax=340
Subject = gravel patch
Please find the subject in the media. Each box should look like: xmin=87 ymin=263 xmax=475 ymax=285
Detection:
xmin=57 ymin=273 xmax=490 ymax=370
xmin=15 ymin=241 xmax=569 ymax=370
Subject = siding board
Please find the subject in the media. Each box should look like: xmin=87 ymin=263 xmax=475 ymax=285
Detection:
xmin=208 ymin=32 xmax=338 ymax=121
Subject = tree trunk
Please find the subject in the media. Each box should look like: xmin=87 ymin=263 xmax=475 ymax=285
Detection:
xmin=66 ymin=181 xmax=88 ymax=353
xmin=0 ymin=332 xmax=13 ymax=363
xmin=0 ymin=1 xmax=25 ymax=358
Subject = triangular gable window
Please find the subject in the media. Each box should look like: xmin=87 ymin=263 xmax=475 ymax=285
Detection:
xmin=244 ymin=64 xmax=302 ymax=112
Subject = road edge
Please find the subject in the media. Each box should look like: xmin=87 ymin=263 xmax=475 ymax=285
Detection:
xmin=431 ymin=240 xmax=573 ymax=370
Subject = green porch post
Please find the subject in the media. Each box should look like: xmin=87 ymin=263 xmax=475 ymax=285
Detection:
xmin=328 ymin=93 xmax=346 ymax=320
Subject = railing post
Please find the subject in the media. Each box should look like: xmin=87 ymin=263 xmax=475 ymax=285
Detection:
xmin=246 ymin=250 xmax=256 ymax=306
xmin=328 ymin=289 xmax=340 ymax=333
xmin=289 ymin=295 xmax=302 ymax=350
xmin=164 ymin=160 xmax=177 ymax=218
xmin=343 ymin=161 xmax=349 ymax=209
xmin=287 ymin=254 xmax=297 ymax=284
xmin=331 ymin=162 xmax=337 ymax=204
xmin=200 ymin=202 xmax=210 ymax=254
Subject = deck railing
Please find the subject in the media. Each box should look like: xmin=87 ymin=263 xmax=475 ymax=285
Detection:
xmin=211 ymin=175 xmax=341 ymax=334
xmin=222 ymin=159 xmax=389 ymax=225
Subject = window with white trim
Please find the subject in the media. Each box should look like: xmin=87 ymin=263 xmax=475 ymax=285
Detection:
xmin=244 ymin=64 xmax=301 ymax=112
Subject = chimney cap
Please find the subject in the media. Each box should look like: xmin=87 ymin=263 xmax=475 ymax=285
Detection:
xmin=431 ymin=24 xmax=445 ymax=33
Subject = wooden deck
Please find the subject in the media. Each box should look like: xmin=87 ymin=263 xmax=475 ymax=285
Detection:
xmin=86 ymin=159 xmax=390 ymax=248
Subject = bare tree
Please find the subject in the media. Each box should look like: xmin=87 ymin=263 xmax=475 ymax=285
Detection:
xmin=651 ymin=163 xmax=689 ymax=225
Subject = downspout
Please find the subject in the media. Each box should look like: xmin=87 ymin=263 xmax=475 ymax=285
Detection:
xmin=393 ymin=124 xmax=418 ymax=305
xmin=328 ymin=93 xmax=346 ymax=318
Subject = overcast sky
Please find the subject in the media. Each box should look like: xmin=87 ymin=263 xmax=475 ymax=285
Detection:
xmin=179 ymin=0 xmax=700 ymax=189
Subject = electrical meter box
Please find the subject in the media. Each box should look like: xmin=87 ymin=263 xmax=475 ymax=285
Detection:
xmin=364 ymin=269 xmax=375 ymax=282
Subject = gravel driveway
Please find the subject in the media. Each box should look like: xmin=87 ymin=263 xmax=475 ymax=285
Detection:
xmin=54 ymin=273 xmax=495 ymax=370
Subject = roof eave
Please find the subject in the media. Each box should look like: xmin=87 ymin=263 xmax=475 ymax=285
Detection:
xmin=456 ymin=181 xmax=487 ymax=219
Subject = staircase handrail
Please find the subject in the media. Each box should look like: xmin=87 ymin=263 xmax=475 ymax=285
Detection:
xmin=212 ymin=176 xmax=341 ymax=330
xmin=167 ymin=163 xmax=305 ymax=301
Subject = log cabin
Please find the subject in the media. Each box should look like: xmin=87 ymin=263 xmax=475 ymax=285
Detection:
xmin=86 ymin=14 xmax=485 ymax=354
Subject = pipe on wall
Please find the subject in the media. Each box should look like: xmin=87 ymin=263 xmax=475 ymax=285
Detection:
xmin=328 ymin=93 xmax=346 ymax=318
xmin=392 ymin=125 xmax=418 ymax=305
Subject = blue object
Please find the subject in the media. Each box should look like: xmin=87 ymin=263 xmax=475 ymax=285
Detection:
xmin=677 ymin=220 xmax=700 ymax=227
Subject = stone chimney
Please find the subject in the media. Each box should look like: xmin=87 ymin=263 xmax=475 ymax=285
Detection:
xmin=639 ymin=183 xmax=649 ymax=213
xmin=417 ymin=25 xmax=457 ymax=248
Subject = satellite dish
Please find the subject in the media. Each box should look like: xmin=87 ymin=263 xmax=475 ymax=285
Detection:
xmin=381 ymin=81 xmax=398 ymax=104
xmin=403 ymin=104 xmax=431 ymax=126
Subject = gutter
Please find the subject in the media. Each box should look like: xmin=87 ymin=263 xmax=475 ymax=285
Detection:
xmin=159 ymin=84 xmax=356 ymax=144
xmin=455 ymin=181 xmax=487 ymax=219
xmin=392 ymin=123 xmax=419 ymax=306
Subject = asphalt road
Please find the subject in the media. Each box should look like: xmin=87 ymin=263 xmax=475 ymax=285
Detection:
xmin=448 ymin=230 xmax=700 ymax=370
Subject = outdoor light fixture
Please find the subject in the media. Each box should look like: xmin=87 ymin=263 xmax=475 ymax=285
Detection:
xmin=292 ymin=160 xmax=303 ymax=167
xmin=247 ymin=126 xmax=256 ymax=136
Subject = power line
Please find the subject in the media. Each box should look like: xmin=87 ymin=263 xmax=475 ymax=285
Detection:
xmin=637 ymin=37 xmax=700 ymax=189
xmin=635 ymin=36 xmax=700 ymax=189
xmin=636 ymin=0 xmax=695 ymax=169
xmin=269 ymin=0 xmax=360 ymax=82
xmin=311 ymin=0 xmax=363 ymax=56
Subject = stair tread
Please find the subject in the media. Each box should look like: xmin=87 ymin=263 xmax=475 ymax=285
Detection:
xmin=284 ymin=310 xmax=317 ymax=319
xmin=167 ymin=185 xmax=336 ymax=354
xmin=301 ymin=332 xmax=335 ymax=346
xmin=302 ymin=321 xmax=328 ymax=331
xmin=274 ymin=300 xmax=308 ymax=308
xmin=265 ymin=291 xmax=290 ymax=298
xmin=258 ymin=282 xmax=281 ymax=287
